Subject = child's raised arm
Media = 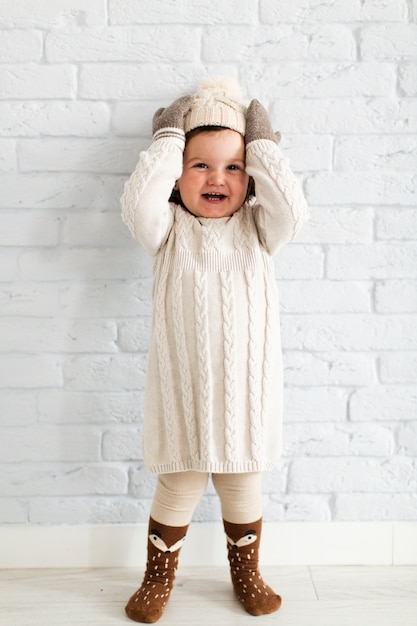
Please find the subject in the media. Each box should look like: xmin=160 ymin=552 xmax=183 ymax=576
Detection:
xmin=245 ymin=100 xmax=309 ymax=255
xmin=120 ymin=96 xmax=193 ymax=256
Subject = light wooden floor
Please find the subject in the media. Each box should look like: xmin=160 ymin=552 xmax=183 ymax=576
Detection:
xmin=1 ymin=566 xmax=417 ymax=625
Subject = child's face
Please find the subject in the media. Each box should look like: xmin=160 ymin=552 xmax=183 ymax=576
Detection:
xmin=176 ymin=129 xmax=249 ymax=219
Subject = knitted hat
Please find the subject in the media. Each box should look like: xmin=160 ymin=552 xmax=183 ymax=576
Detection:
xmin=184 ymin=76 xmax=247 ymax=136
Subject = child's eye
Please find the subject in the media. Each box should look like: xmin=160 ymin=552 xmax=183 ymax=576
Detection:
xmin=194 ymin=162 xmax=208 ymax=169
xmin=227 ymin=164 xmax=242 ymax=171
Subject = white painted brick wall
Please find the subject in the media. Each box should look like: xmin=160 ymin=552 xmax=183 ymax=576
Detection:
xmin=0 ymin=0 xmax=416 ymax=526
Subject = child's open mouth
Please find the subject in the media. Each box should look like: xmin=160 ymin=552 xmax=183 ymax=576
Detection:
xmin=202 ymin=193 xmax=227 ymax=202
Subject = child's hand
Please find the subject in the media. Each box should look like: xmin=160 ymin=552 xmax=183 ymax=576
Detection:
xmin=152 ymin=95 xmax=194 ymax=136
xmin=245 ymin=100 xmax=281 ymax=145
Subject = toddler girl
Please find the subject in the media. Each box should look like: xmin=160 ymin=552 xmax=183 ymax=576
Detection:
xmin=120 ymin=77 xmax=308 ymax=622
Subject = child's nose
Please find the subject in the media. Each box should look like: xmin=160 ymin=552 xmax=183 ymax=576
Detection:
xmin=208 ymin=169 xmax=225 ymax=185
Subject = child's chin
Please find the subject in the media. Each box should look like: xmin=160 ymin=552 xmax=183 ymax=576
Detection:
xmin=201 ymin=204 xmax=239 ymax=218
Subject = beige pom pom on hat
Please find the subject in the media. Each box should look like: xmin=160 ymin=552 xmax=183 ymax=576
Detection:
xmin=184 ymin=76 xmax=247 ymax=136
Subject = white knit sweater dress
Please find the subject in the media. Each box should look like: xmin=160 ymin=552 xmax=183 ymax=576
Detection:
xmin=121 ymin=131 xmax=308 ymax=474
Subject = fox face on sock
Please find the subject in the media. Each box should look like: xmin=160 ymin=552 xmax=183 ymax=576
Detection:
xmin=149 ymin=528 xmax=187 ymax=554
xmin=226 ymin=529 xmax=258 ymax=549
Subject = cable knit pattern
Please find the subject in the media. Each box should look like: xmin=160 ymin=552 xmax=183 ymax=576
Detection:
xmin=246 ymin=139 xmax=309 ymax=254
xmin=120 ymin=133 xmax=308 ymax=474
xmin=245 ymin=268 xmax=263 ymax=461
xmin=221 ymin=270 xmax=238 ymax=462
xmin=172 ymin=269 xmax=199 ymax=462
xmin=194 ymin=268 xmax=213 ymax=463
xmin=260 ymin=271 xmax=274 ymax=434
xmin=201 ymin=218 xmax=223 ymax=253
xmin=175 ymin=205 xmax=194 ymax=250
xmin=171 ymin=208 xmax=199 ymax=462
xmin=233 ymin=205 xmax=251 ymax=250
xmin=263 ymin=151 xmax=306 ymax=238
xmin=121 ymin=136 xmax=183 ymax=256
xmin=121 ymin=148 xmax=156 ymax=237
xmin=154 ymin=269 xmax=179 ymax=465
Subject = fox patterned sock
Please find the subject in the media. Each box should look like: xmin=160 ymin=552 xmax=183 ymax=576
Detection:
xmin=223 ymin=518 xmax=282 ymax=616
xmin=125 ymin=517 xmax=188 ymax=623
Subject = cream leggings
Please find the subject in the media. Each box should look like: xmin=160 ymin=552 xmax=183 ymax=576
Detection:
xmin=151 ymin=471 xmax=263 ymax=526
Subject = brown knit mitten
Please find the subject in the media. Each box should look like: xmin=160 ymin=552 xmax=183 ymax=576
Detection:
xmin=152 ymin=95 xmax=194 ymax=139
xmin=245 ymin=99 xmax=281 ymax=145
xmin=125 ymin=517 xmax=188 ymax=623
xmin=223 ymin=518 xmax=282 ymax=616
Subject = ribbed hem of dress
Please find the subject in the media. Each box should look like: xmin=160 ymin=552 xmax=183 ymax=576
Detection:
xmin=145 ymin=459 xmax=278 ymax=474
